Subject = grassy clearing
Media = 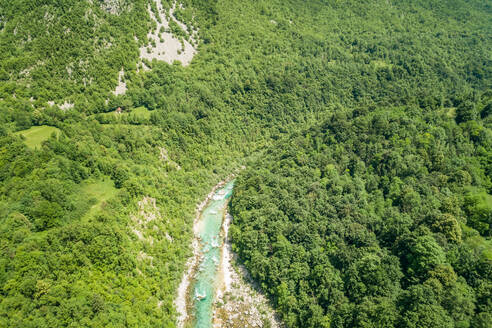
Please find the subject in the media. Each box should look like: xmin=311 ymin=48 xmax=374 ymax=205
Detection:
xmin=80 ymin=178 xmax=118 ymax=219
xmin=95 ymin=106 xmax=152 ymax=121
xmin=14 ymin=125 xmax=60 ymax=149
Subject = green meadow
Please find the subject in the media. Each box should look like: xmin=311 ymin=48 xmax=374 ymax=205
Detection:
xmin=14 ymin=125 xmax=60 ymax=149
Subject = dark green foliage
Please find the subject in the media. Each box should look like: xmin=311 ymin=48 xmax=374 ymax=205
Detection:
xmin=0 ymin=0 xmax=491 ymax=326
xmin=230 ymin=102 xmax=492 ymax=327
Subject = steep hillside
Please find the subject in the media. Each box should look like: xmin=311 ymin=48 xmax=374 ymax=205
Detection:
xmin=230 ymin=98 xmax=492 ymax=327
xmin=0 ymin=0 xmax=490 ymax=326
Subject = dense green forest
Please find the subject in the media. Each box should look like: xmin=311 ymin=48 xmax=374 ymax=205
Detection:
xmin=0 ymin=0 xmax=491 ymax=326
xmin=230 ymin=98 xmax=492 ymax=327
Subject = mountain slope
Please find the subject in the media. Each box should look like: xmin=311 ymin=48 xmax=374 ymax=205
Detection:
xmin=0 ymin=0 xmax=490 ymax=326
xmin=230 ymin=99 xmax=492 ymax=327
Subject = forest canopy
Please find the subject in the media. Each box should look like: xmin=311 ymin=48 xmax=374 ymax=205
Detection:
xmin=0 ymin=0 xmax=491 ymax=326
xmin=230 ymin=99 xmax=492 ymax=327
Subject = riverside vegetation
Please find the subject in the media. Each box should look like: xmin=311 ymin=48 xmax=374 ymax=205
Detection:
xmin=0 ymin=0 xmax=490 ymax=327
xmin=230 ymin=101 xmax=492 ymax=327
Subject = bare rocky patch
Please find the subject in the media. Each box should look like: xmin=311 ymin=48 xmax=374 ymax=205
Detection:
xmin=139 ymin=0 xmax=197 ymax=67
xmin=112 ymin=69 xmax=127 ymax=95
xmin=47 ymin=100 xmax=74 ymax=111
xmin=130 ymin=196 xmax=162 ymax=245
xmin=160 ymin=147 xmax=181 ymax=170
xmin=99 ymin=0 xmax=132 ymax=15
xmin=59 ymin=101 xmax=74 ymax=111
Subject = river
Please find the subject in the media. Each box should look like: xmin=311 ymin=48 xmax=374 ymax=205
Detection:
xmin=191 ymin=180 xmax=234 ymax=327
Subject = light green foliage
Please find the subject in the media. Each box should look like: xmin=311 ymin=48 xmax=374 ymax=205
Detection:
xmin=0 ymin=0 xmax=491 ymax=326
xmin=462 ymin=224 xmax=492 ymax=260
xmin=0 ymin=0 xmax=150 ymax=109
xmin=464 ymin=188 xmax=492 ymax=236
xmin=80 ymin=178 xmax=118 ymax=219
xmin=131 ymin=106 xmax=153 ymax=120
xmin=94 ymin=106 xmax=153 ymax=124
xmin=14 ymin=125 xmax=60 ymax=148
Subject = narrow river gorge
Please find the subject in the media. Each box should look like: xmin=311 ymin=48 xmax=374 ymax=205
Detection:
xmin=192 ymin=181 xmax=234 ymax=327
xmin=176 ymin=180 xmax=280 ymax=328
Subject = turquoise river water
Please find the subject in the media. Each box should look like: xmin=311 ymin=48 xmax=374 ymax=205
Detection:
xmin=192 ymin=181 xmax=234 ymax=327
